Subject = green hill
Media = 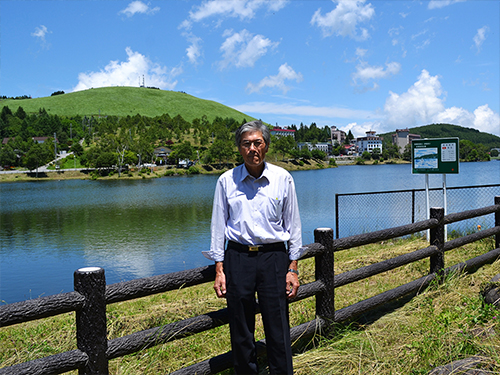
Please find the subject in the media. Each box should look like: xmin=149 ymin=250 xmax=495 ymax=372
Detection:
xmin=0 ymin=86 xmax=256 ymax=124
xmin=379 ymin=123 xmax=500 ymax=149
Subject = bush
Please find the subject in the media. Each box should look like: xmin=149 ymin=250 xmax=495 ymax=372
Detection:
xmin=164 ymin=169 xmax=176 ymax=177
xmin=187 ymin=166 xmax=200 ymax=175
xmin=329 ymin=158 xmax=337 ymax=166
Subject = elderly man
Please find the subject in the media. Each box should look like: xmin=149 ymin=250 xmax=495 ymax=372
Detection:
xmin=206 ymin=120 xmax=302 ymax=375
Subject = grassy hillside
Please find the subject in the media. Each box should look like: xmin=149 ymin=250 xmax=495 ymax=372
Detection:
xmin=0 ymin=87 xmax=256 ymax=124
xmin=380 ymin=123 xmax=500 ymax=149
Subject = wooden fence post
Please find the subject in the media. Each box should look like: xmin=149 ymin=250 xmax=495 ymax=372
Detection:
xmin=314 ymin=228 xmax=335 ymax=331
xmin=429 ymin=207 xmax=445 ymax=276
xmin=74 ymin=267 xmax=108 ymax=375
xmin=495 ymin=196 xmax=500 ymax=250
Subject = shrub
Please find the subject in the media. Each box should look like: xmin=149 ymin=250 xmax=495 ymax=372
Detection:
xmin=187 ymin=166 xmax=200 ymax=175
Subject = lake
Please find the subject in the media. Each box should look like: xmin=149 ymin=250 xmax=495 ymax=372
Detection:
xmin=1 ymin=161 xmax=499 ymax=304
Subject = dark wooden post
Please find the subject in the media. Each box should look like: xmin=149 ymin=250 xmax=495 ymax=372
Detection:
xmin=74 ymin=267 xmax=108 ymax=375
xmin=429 ymin=207 xmax=445 ymax=275
xmin=314 ymin=228 xmax=335 ymax=332
xmin=495 ymin=196 xmax=500 ymax=250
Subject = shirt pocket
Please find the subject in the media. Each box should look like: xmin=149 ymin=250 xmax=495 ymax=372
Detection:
xmin=266 ymin=196 xmax=284 ymax=222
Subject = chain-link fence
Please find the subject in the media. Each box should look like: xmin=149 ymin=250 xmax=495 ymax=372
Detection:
xmin=335 ymin=184 xmax=500 ymax=239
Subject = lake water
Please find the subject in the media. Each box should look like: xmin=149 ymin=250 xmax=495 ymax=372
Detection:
xmin=1 ymin=161 xmax=499 ymax=304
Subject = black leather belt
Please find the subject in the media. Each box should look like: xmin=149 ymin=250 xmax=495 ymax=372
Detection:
xmin=228 ymin=240 xmax=286 ymax=252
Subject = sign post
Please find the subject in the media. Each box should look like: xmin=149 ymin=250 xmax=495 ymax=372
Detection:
xmin=412 ymin=138 xmax=459 ymax=240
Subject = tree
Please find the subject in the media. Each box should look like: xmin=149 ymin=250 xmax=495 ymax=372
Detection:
xmin=208 ymin=138 xmax=234 ymax=166
xmin=274 ymin=136 xmax=295 ymax=161
xmin=0 ymin=144 xmax=17 ymax=167
xmin=311 ymin=148 xmax=326 ymax=160
xmin=172 ymin=141 xmax=195 ymax=162
xmin=23 ymin=143 xmax=52 ymax=175
xmin=362 ymin=151 xmax=371 ymax=160
xmin=71 ymin=142 xmax=84 ymax=156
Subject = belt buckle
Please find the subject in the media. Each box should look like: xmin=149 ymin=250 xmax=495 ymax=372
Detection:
xmin=248 ymin=245 xmax=261 ymax=252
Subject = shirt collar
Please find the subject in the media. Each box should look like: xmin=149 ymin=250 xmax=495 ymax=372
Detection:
xmin=240 ymin=162 xmax=269 ymax=182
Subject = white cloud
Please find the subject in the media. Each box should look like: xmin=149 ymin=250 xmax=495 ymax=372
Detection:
xmin=383 ymin=69 xmax=500 ymax=136
xmin=218 ymin=29 xmax=278 ymax=70
xmin=72 ymin=47 xmax=181 ymax=92
xmin=384 ymin=69 xmax=446 ymax=127
xmin=352 ymin=61 xmax=401 ymax=85
xmin=246 ymin=63 xmax=303 ymax=94
xmin=310 ymin=0 xmax=375 ymax=40
xmin=184 ymin=33 xmax=203 ymax=65
xmin=428 ymin=0 xmax=465 ymax=10
xmin=182 ymin=0 xmax=288 ymax=29
xmin=31 ymin=25 xmax=51 ymax=47
xmin=119 ymin=1 xmax=160 ymax=17
xmin=473 ymin=26 xmax=489 ymax=53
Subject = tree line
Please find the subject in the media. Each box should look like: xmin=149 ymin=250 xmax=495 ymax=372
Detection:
xmin=0 ymin=105 xmax=495 ymax=173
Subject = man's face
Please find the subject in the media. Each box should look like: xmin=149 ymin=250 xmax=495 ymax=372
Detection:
xmin=238 ymin=130 xmax=268 ymax=171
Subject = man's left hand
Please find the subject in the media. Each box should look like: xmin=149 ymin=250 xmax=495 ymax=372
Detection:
xmin=286 ymin=261 xmax=299 ymax=299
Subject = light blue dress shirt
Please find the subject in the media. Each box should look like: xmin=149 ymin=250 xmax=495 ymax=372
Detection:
xmin=206 ymin=162 xmax=302 ymax=262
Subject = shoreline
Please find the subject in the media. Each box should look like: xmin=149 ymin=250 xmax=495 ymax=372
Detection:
xmin=0 ymin=158 xmax=410 ymax=183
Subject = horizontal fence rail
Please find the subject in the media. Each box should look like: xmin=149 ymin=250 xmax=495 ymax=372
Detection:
xmin=1 ymin=196 xmax=499 ymax=375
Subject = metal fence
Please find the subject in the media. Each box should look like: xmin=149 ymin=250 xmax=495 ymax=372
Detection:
xmin=335 ymin=184 xmax=500 ymax=239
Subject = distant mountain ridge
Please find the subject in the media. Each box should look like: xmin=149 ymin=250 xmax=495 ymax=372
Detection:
xmin=379 ymin=124 xmax=500 ymax=149
xmin=0 ymin=86 xmax=255 ymax=124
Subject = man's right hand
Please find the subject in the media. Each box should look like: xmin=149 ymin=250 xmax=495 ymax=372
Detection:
xmin=214 ymin=261 xmax=227 ymax=298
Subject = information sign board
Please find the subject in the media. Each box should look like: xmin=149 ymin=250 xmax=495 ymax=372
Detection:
xmin=412 ymin=138 xmax=459 ymax=174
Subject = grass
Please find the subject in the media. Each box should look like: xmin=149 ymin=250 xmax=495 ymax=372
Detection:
xmin=1 ymin=236 xmax=499 ymax=374
xmin=0 ymin=87 xmax=255 ymax=124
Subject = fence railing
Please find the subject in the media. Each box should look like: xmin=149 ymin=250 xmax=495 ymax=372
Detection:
xmin=1 ymin=196 xmax=499 ymax=375
xmin=335 ymin=184 xmax=500 ymax=239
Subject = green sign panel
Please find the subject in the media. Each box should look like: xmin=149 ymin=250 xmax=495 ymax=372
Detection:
xmin=412 ymin=138 xmax=459 ymax=174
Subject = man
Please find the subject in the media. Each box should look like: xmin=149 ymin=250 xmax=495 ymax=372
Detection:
xmin=206 ymin=120 xmax=302 ymax=375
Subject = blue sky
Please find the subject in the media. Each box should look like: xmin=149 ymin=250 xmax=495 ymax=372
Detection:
xmin=1 ymin=0 xmax=499 ymax=137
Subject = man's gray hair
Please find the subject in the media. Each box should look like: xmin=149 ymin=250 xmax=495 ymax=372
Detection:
xmin=235 ymin=120 xmax=271 ymax=147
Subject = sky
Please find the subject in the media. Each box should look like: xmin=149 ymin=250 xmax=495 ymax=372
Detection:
xmin=1 ymin=0 xmax=499 ymax=137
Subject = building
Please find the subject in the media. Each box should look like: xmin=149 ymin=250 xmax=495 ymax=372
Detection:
xmin=392 ymin=128 xmax=421 ymax=152
xmin=270 ymin=127 xmax=296 ymax=139
xmin=355 ymin=131 xmax=383 ymax=153
xmin=331 ymin=126 xmax=346 ymax=145
xmin=297 ymin=142 xmax=332 ymax=155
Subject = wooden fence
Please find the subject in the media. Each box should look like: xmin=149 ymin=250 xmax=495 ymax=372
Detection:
xmin=1 ymin=196 xmax=499 ymax=375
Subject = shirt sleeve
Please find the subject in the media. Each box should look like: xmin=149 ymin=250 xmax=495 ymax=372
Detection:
xmin=207 ymin=177 xmax=228 ymax=262
xmin=283 ymin=175 xmax=302 ymax=260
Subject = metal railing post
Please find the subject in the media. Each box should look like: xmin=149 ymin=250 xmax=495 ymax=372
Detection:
xmin=314 ymin=228 xmax=335 ymax=331
xmin=74 ymin=267 xmax=108 ymax=375
xmin=429 ymin=207 xmax=445 ymax=276
xmin=495 ymin=196 xmax=500 ymax=250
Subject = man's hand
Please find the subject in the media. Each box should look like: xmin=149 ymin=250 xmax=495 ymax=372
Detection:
xmin=214 ymin=261 xmax=227 ymax=298
xmin=286 ymin=260 xmax=299 ymax=299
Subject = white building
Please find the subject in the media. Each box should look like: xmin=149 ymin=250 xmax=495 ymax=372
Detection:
xmin=297 ymin=142 xmax=331 ymax=154
xmin=355 ymin=131 xmax=383 ymax=153
xmin=270 ymin=127 xmax=296 ymax=139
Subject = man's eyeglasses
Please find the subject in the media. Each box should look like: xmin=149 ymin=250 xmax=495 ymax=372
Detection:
xmin=240 ymin=140 xmax=265 ymax=149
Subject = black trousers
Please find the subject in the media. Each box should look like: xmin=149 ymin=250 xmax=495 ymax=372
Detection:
xmin=225 ymin=243 xmax=293 ymax=375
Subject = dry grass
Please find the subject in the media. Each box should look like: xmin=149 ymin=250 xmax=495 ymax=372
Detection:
xmin=1 ymin=236 xmax=499 ymax=374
